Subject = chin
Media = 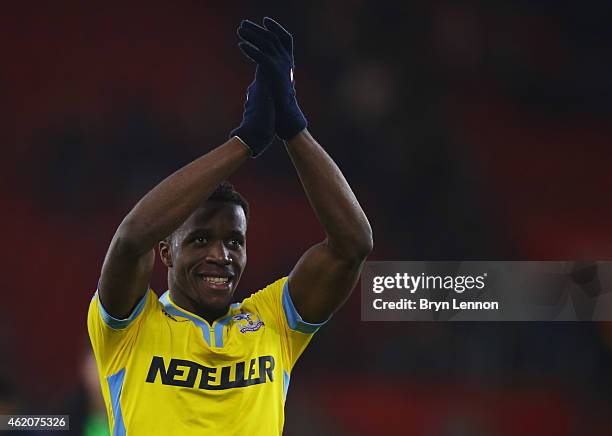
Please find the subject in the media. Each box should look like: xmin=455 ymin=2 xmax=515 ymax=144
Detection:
xmin=199 ymin=292 xmax=232 ymax=312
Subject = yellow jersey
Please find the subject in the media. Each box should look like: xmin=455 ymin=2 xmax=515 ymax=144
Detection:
xmin=87 ymin=276 xmax=324 ymax=435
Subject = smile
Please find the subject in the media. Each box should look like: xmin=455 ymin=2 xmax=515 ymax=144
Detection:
xmin=195 ymin=273 xmax=233 ymax=289
xmin=202 ymin=276 xmax=229 ymax=284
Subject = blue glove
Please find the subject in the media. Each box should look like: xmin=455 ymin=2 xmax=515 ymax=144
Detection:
xmin=237 ymin=18 xmax=307 ymax=141
xmin=230 ymin=67 xmax=275 ymax=158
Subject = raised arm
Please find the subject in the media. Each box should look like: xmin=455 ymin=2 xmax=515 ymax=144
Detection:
xmin=285 ymin=131 xmax=373 ymax=322
xmin=99 ymin=139 xmax=249 ymax=318
xmin=98 ymin=67 xmax=275 ymax=319
xmin=237 ymin=18 xmax=373 ymax=322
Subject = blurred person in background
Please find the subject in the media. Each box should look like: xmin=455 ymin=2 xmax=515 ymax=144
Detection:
xmin=0 ymin=377 xmax=18 ymax=416
xmin=0 ymin=376 xmax=35 ymax=436
xmin=87 ymin=17 xmax=372 ymax=435
xmin=61 ymin=347 xmax=109 ymax=436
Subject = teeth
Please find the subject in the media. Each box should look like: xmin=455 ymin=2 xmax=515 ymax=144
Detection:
xmin=203 ymin=276 xmax=229 ymax=284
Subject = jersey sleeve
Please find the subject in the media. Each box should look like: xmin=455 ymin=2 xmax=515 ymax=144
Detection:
xmin=249 ymin=277 xmax=329 ymax=372
xmin=87 ymin=288 xmax=156 ymax=376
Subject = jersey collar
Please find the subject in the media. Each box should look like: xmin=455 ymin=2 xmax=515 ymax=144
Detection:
xmin=159 ymin=290 xmax=234 ymax=326
xmin=159 ymin=291 xmax=239 ymax=348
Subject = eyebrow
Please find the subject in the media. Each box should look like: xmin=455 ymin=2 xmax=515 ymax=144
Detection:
xmin=184 ymin=228 xmax=211 ymax=238
xmin=227 ymin=231 xmax=246 ymax=240
xmin=184 ymin=228 xmax=245 ymax=240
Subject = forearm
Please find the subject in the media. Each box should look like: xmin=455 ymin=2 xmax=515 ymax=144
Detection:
xmin=286 ymin=130 xmax=373 ymax=259
xmin=117 ymin=137 xmax=249 ymax=254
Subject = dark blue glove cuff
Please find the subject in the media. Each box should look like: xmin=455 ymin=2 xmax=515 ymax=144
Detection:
xmin=276 ymin=93 xmax=307 ymax=141
xmin=230 ymin=76 xmax=275 ymax=157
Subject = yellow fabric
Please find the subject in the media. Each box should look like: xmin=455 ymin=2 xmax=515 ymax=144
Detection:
xmin=87 ymin=277 xmax=318 ymax=435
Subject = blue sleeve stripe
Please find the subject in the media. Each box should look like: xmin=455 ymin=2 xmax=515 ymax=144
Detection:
xmin=283 ymin=369 xmax=290 ymax=402
xmin=107 ymin=368 xmax=127 ymax=436
xmin=97 ymin=289 xmax=148 ymax=330
xmin=281 ymin=280 xmax=328 ymax=334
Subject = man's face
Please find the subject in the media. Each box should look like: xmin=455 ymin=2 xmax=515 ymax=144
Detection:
xmin=161 ymin=202 xmax=247 ymax=315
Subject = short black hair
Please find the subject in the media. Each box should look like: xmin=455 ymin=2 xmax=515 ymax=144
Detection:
xmin=164 ymin=181 xmax=249 ymax=245
xmin=208 ymin=181 xmax=249 ymax=221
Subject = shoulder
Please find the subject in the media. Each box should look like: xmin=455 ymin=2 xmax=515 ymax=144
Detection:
xmin=241 ymin=277 xmax=288 ymax=306
xmin=238 ymin=276 xmax=326 ymax=334
xmin=88 ymin=288 xmax=161 ymax=332
xmin=238 ymin=277 xmax=290 ymax=318
xmin=87 ymin=288 xmax=162 ymax=376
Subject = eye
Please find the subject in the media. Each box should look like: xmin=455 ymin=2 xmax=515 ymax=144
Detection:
xmin=228 ymin=238 xmax=244 ymax=248
xmin=194 ymin=236 xmax=208 ymax=245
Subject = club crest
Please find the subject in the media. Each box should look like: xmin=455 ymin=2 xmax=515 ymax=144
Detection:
xmin=233 ymin=312 xmax=264 ymax=333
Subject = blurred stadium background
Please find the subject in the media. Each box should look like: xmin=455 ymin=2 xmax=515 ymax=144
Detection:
xmin=2 ymin=1 xmax=612 ymax=435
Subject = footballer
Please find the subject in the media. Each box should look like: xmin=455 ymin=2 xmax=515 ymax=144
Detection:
xmin=87 ymin=18 xmax=373 ymax=435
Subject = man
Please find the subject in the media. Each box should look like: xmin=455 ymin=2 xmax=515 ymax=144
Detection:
xmin=88 ymin=17 xmax=372 ymax=435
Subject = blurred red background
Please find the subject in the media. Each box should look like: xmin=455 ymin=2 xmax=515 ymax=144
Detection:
xmin=2 ymin=1 xmax=612 ymax=434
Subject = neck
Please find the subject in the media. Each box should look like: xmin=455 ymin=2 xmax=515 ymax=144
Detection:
xmin=169 ymin=289 xmax=229 ymax=324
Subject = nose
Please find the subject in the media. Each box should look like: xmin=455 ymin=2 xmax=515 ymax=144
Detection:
xmin=205 ymin=240 xmax=232 ymax=266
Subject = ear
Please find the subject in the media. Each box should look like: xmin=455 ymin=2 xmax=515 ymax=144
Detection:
xmin=159 ymin=239 xmax=173 ymax=268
